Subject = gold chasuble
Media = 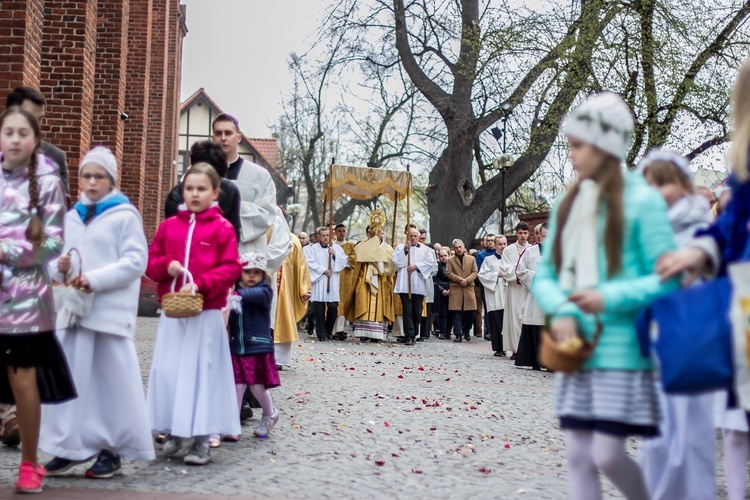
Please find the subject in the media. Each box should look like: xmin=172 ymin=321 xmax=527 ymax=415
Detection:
xmin=344 ymin=236 xmax=396 ymax=325
xmin=274 ymin=234 xmax=312 ymax=344
xmin=336 ymin=240 xmax=357 ymax=319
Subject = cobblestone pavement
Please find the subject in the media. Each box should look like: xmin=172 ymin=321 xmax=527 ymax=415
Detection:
xmin=0 ymin=318 xmax=736 ymax=499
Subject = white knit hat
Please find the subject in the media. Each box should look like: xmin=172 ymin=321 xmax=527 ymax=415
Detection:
xmin=240 ymin=252 xmax=267 ymax=272
xmin=562 ymin=92 xmax=634 ymax=161
xmin=636 ymin=148 xmax=691 ymax=178
xmin=80 ymin=146 xmax=118 ymax=184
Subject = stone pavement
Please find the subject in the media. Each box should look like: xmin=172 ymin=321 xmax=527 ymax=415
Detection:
xmin=0 ymin=319 xmax=736 ymax=499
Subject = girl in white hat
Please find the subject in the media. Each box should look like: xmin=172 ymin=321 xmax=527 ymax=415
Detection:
xmin=532 ymin=93 xmax=679 ymax=500
xmin=41 ymin=146 xmax=155 ymax=478
xmin=636 ymin=149 xmax=716 ymax=500
xmin=227 ymin=252 xmax=280 ymax=439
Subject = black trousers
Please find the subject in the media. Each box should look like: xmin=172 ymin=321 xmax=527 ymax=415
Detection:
xmin=419 ymin=301 xmax=433 ymax=339
xmin=312 ymin=301 xmax=338 ymax=340
xmin=452 ymin=310 xmax=474 ymax=339
xmin=398 ymin=293 xmax=424 ymax=340
xmin=435 ymin=294 xmax=449 ymax=334
xmin=305 ymin=303 xmax=315 ymax=335
xmin=487 ymin=309 xmax=505 ymax=352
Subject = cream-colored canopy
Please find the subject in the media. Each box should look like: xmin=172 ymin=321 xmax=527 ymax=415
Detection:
xmin=322 ymin=165 xmax=412 ymax=202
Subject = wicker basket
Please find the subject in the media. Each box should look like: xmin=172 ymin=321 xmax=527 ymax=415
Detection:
xmin=538 ymin=315 xmax=602 ymax=374
xmin=162 ymin=270 xmax=203 ymax=318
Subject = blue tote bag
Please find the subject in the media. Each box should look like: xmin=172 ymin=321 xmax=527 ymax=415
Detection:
xmin=636 ymin=277 xmax=733 ymax=394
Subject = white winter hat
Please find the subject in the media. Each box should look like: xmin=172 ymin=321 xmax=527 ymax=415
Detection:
xmin=240 ymin=252 xmax=267 ymax=272
xmin=636 ymin=148 xmax=691 ymax=178
xmin=562 ymin=92 xmax=634 ymax=161
xmin=80 ymin=146 xmax=118 ymax=184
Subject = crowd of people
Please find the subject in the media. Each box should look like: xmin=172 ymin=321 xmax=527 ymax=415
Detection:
xmin=0 ymin=88 xmax=304 ymax=492
xmin=296 ymin=219 xmax=551 ymax=371
xmin=0 ymin=52 xmax=749 ymax=500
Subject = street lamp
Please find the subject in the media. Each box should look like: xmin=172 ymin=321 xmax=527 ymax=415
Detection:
xmin=489 ymin=103 xmax=514 ymax=233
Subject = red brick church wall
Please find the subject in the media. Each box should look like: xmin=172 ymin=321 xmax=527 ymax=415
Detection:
xmin=0 ymin=0 xmax=187 ymax=240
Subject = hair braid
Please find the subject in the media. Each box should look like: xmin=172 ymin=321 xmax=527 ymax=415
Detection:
xmin=25 ymin=151 xmax=45 ymax=246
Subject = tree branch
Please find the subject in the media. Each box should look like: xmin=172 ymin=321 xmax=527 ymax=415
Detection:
xmin=393 ymin=0 xmax=451 ymax=116
xmin=658 ymin=1 xmax=750 ymax=141
xmin=687 ymin=134 xmax=731 ymax=159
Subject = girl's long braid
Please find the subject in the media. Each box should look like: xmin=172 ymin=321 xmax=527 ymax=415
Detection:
xmin=25 ymin=150 xmax=45 ymax=246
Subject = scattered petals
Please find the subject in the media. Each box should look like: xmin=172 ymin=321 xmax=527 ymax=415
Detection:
xmin=375 ymin=460 xmax=385 ymax=466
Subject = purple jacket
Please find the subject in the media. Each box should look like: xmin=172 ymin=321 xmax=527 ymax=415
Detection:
xmin=0 ymin=154 xmax=65 ymax=334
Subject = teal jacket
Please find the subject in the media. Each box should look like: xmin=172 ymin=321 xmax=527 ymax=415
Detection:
xmin=532 ymin=172 xmax=679 ymax=371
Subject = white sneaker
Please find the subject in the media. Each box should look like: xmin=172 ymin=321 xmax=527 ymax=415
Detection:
xmin=183 ymin=441 xmax=211 ymax=465
xmin=254 ymin=408 xmax=280 ymax=438
xmin=162 ymin=435 xmax=183 ymax=456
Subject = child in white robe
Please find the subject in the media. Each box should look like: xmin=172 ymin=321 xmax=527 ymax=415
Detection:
xmin=636 ymin=149 xmax=716 ymax=500
xmin=41 ymin=147 xmax=155 ymax=478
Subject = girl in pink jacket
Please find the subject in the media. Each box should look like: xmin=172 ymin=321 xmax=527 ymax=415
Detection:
xmin=146 ymin=163 xmax=242 ymax=466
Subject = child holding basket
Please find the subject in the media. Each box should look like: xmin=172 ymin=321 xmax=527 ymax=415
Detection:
xmin=146 ymin=163 xmax=241 ymax=465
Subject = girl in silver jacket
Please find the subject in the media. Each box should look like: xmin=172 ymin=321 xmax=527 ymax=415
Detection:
xmin=0 ymin=106 xmax=75 ymax=494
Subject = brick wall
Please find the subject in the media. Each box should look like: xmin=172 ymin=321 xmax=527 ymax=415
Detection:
xmin=91 ymin=0 xmax=129 ymax=170
xmin=0 ymin=0 xmax=186 ymax=239
xmin=120 ymin=0 xmax=152 ymax=215
xmin=141 ymin=0 xmax=169 ymax=239
xmin=40 ymin=0 xmax=99 ymax=202
xmin=161 ymin=4 xmax=187 ymax=205
xmin=0 ymin=0 xmax=45 ymax=104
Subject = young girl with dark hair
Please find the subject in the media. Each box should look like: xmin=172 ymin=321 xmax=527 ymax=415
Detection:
xmin=0 ymin=106 xmax=76 ymax=493
xmin=532 ymin=93 xmax=678 ymax=500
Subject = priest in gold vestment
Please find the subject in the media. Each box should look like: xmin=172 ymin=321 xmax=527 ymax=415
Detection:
xmin=333 ymin=224 xmax=356 ymax=340
xmin=274 ymin=233 xmax=312 ymax=366
xmin=344 ymin=219 xmax=395 ymax=342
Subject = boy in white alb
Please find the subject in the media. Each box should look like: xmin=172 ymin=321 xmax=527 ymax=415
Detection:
xmin=306 ymin=227 xmax=346 ymax=341
xmin=392 ymin=227 xmax=437 ymax=346
xmin=478 ymin=235 xmax=508 ymax=357
xmin=500 ymin=222 xmax=530 ymax=357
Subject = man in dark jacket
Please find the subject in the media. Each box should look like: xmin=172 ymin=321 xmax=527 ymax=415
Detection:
xmin=6 ymin=87 xmax=70 ymax=207
xmin=434 ymin=248 xmax=451 ymax=339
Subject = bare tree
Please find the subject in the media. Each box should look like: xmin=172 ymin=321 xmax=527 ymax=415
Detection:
xmin=319 ymin=0 xmax=750 ymax=242
xmin=275 ymin=34 xmax=422 ymax=232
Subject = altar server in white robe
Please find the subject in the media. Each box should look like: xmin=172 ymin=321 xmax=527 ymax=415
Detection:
xmin=212 ymin=113 xmax=278 ymax=258
xmin=514 ymin=224 xmax=547 ymax=370
xmin=41 ymin=147 xmax=154 ymax=477
xmin=392 ymin=227 xmax=437 ymax=346
xmin=478 ymin=235 xmax=508 ymax=357
xmin=500 ymin=222 xmax=530 ymax=357
xmin=306 ymin=227 xmax=346 ymax=341
xmin=264 ymin=205 xmax=292 ymax=330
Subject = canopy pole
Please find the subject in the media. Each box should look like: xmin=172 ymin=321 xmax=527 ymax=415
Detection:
xmin=406 ymin=164 xmax=411 ymax=298
xmin=326 ymin=158 xmax=335 ymax=293
xmin=390 ymin=196 xmax=398 ymax=247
